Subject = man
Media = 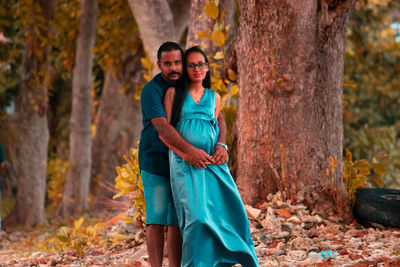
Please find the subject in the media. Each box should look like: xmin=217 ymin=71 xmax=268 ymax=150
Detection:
xmin=139 ymin=42 xmax=228 ymax=267
xmin=0 ymin=141 xmax=5 ymax=231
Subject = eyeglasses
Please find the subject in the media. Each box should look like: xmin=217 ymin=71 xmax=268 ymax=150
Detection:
xmin=187 ymin=62 xmax=208 ymax=71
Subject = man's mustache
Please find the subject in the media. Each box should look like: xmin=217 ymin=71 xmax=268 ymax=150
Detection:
xmin=168 ymin=72 xmax=181 ymax=76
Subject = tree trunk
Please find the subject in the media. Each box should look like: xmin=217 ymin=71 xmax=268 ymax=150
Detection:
xmin=58 ymin=0 xmax=98 ymax=216
xmin=235 ymin=0 xmax=355 ymax=221
xmin=127 ymin=0 xmax=177 ymax=67
xmin=91 ymin=51 xmax=143 ymax=208
xmin=5 ymin=0 xmax=57 ymax=227
xmin=168 ymin=0 xmax=191 ymax=40
xmin=186 ymin=0 xmax=234 ymax=52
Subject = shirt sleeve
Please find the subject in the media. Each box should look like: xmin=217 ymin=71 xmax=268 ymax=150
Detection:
xmin=141 ymin=83 xmax=167 ymax=120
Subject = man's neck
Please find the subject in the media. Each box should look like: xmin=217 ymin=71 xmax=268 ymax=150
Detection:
xmin=161 ymin=73 xmax=176 ymax=85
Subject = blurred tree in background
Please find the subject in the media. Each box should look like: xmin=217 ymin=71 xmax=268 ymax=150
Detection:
xmin=343 ymin=0 xmax=400 ymax=188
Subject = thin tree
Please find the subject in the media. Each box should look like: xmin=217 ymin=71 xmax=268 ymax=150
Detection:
xmin=5 ymin=0 xmax=57 ymax=227
xmin=58 ymin=0 xmax=98 ymax=216
xmin=234 ymin=0 xmax=356 ymax=221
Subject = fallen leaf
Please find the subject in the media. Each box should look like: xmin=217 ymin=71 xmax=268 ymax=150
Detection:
xmin=267 ymin=242 xmax=278 ymax=248
xmin=351 ymin=230 xmax=367 ymax=237
xmin=350 ymin=254 xmax=364 ymax=260
xmin=274 ymin=209 xmax=291 ymax=218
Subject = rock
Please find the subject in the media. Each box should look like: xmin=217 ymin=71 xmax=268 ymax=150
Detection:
xmin=348 ymin=237 xmax=364 ymax=248
xmin=264 ymin=242 xmax=285 ymax=256
xmin=272 ymin=231 xmax=290 ymax=239
xmin=368 ymin=242 xmax=385 ymax=249
xmin=245 ymin=205 xmax=262 ymax=219
xmin=288 ymin=237 xmax=315 ymax=251
xmin=287 ymin=216 xmax=301 ymax=224
xmin=135 ymin=231 xmax=145 ymax=243
xmin=302 ymin=215 xmax=323 ymax=223
xmin=287 ymin=250 xmax=307 ymax=261
xmin=261 ymin=207 xmax=282 ymax=231
xmin=308 ymin=251 xmax=324 ymax=262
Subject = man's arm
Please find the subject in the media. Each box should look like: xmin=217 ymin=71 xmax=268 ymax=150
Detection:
xmin=152 ymin=118 xmax=213 ymax=168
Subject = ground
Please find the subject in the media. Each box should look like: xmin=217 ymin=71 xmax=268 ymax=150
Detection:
xmin=1 ymin=193 xmax=400 ymax=266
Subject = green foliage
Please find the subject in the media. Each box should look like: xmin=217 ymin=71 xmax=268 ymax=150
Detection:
xmin=113 ymin=147 xmax=146 ymax=230
xmin=0 ymin=0 xmax=25 ymax=109
xmin=94 ymin=0 xmax=140 ymax=72
xmin=51 ymin=0 xmax=80 ymax=81
xmin=342 ymin=148 xmax=387 ymax=203
xmin=344 ymin=0 xmax=400 ymax=188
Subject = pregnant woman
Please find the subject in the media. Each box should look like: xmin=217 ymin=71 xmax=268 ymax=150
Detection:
xmin=161 ymin=46 xmax=259 ymax=267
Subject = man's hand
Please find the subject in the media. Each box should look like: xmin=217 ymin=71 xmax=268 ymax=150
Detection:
xmin=183 ymin=147 xmax=214 ymax=169
xmin=0 ymin=162 xmax=4 ymax=168
xmin=211 ymin=145 xmax=228 ymax=165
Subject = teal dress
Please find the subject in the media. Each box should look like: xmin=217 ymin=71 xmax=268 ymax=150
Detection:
xmin=169 ymin=88 xmax=259 ymax=267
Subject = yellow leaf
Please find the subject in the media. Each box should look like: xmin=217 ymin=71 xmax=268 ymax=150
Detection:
xmin=204 ymin=1 xmax=219 ymax=20
xmin=197 ymin=31 xmax=212 ymax=39
xmin=211 ymin=29 xmax=226 ymax=47
xmin=354 ymin=160 xmax=370 ymax=170
xmin=221 ymin=10 xmax=227 ymax=21
xmin=213 ymin=51 xmax=224 ymax=60
xmin=74 ymin=217 xmax=84 ymax=229
xmin=230 ymin=84 xmax=238 ymax=96
xmin=371 ymin=175 xmax=385 ymax=186
xmin=372 ymin=163 xmax=386 ymax=176
xmin=345 ymin=148 xmax=352 ymax=162
xmin=124 ymin=217 xmax=134 ymax=223
xmin=227 ymin=69 xmax=236 ymax=81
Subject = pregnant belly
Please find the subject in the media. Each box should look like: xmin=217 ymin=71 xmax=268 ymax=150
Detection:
xmin=177 ymin=119 xmax=217 ymax=153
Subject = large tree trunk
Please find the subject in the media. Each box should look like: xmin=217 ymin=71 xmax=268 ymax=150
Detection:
xmin=58 ymin=0 xmax=98 ymax=216
xmin=186 ymin=0 xmax=235 ymax=51
xmin=91 ymin=51 xmax=144 ymax=208
xmin=127 ymin=0 xmax=177 ymax=67
xmin=168 ymin=0 xmax=191 ymax=40
xmin=235 ymin=0 xmax=355 ymax=221
xmin=5 ymin=0 xmax=57 ymax=227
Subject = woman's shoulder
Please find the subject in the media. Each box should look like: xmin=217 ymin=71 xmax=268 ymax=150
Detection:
xmin=207 ymin=88 xmax=220 ymax=100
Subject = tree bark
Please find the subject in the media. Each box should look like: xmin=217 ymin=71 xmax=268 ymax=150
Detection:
xmin=168 ymin=0 xmax=191 ymax=40
xmin=58 ymin=0 xmax=98 ymax=216
xmin=186 ymin=0 xmax=235 ymax=52
xmin=235 ymin=0 xmax=355 ymax=221
xmin=5 ymin=0 xmax=57 ymax=227
xmin=91 ymin=51 xmax=143 ymax=208
xmin=127 ymin=0 xmax=177 ymax=67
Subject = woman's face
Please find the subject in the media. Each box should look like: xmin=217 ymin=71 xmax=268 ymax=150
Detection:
xmin=186 ymin=52 xmax=209 ymax=83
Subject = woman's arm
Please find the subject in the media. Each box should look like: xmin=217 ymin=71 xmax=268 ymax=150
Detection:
xmin=159 ymin=87 xmax=187 ymax=159
xmin=211 ymin=91 xmax=228 ymax=164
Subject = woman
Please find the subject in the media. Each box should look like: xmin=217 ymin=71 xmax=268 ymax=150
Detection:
xmin=162 ymin=46 xmax=259 ymax=266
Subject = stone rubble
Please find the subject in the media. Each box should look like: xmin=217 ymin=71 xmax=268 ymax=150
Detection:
xmin=1 ymin=192 xmax=400 ymax=266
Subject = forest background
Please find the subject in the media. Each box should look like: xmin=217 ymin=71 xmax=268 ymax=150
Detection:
xmin=0 ymin=0 xmax=399 ymax=237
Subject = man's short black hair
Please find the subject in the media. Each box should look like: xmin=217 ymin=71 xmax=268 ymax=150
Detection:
xmin=157 ymin=42 xmax=183 ymax=61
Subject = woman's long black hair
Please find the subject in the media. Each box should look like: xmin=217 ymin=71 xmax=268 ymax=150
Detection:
xmin=170 ymin=46 xmax=212 ymax=127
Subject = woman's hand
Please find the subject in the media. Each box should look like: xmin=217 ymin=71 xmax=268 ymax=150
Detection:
xmin=183 ymin=147 xmax=214 ymax=168
xmin=211 ymin=145 xmax=228 ymax=165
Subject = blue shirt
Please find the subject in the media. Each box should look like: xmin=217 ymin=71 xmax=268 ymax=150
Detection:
xmin=139 ymin=73 xmax=173 ymax=177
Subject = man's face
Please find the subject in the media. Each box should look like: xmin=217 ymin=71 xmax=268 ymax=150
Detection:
xmin=157 ymin=50 xmax=182 ymax=83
